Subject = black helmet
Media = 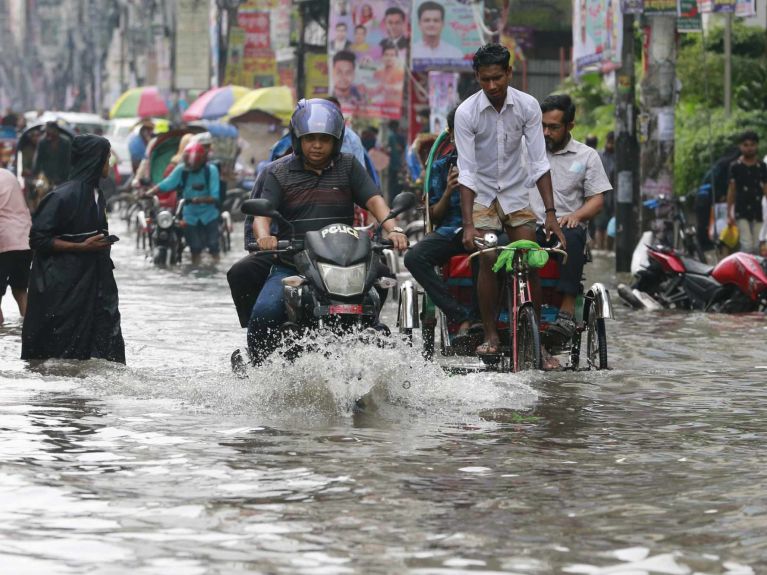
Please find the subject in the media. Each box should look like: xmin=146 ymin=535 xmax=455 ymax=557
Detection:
xmin=289 ymin=98 xmax=346 ymax=158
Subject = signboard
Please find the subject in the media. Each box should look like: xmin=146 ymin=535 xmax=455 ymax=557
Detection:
xmin=621 ymin=0 xmax=644 ymax=13
xmin=677 ymin=0 xmax=702 ymax=32
xmin=572 ymin=0 xmax=623 ymax=76
xmin=175 ymin=0 xmax=211 ymax=90
xmin=305 ymin=53 xmax=330 ymax=98
xmin=698 ymin=0 xmax=737 ymax=12
xmin=736 ymin=0 xmax=756 ymax=16
xmin=410 ymin=0 xmax=483 ymax=72
xmin=642 ymin=0 xmax=677 ymax=13
xmin=328 ymin=0 xmax=409 ymax=119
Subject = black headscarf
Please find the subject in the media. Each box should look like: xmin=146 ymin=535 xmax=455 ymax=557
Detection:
xmin=69 ymin=135 xmax=111 ymax=185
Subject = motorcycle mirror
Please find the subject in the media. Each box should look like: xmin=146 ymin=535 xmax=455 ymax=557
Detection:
xmin=241 ymin=198 xmax=276 ymax=217
xmin=385 ymin=191 xmax=417 ymax=220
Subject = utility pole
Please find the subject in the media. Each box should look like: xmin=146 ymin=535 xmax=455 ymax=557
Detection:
xmin=615 ymin=12 xmax=640 ymax=272
xmin=639 ymin=15 xmax=677 ymax=226
xmin=724 ymin=11 xmax=732 ymax=116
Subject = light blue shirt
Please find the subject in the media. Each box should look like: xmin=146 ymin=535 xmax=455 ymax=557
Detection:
xmin=157 ymin=163 xmax=220 ymax=226
xmin=342 ymin=127 xmax=366 ymax=169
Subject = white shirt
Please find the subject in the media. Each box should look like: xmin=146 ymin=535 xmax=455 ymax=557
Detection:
xmin=411 ymin=40 xmax=464 ymax=60
xmin=528 ymin=136 xmax=612 ymax=224
xmin=455 ymin=87 xmax=550 ymax=214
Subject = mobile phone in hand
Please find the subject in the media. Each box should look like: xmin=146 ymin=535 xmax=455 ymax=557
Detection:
xmin=106 ymin=235 xmax=120 ymax=243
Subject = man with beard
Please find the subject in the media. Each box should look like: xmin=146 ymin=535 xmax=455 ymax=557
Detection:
xmin=527 ymin=94 xmax=610 ymax=345
xmin=22 ymin=135 xmax=125 ymax=363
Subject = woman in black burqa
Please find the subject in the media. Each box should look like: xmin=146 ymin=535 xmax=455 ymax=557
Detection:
xmin=21 ymin=134 xmax=125 ymax=362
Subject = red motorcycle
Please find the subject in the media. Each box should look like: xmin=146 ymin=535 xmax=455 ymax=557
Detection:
xmin=618 ymin=241 xmax=767 ymax=312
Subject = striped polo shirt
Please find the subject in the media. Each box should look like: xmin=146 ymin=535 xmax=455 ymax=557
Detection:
xmin=261 ymin=153 xmax=381 ymax=240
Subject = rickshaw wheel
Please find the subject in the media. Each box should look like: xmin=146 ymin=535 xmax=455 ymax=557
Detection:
xmin=515 ymin=303 xmax=541 ymax=371
xmin=585 ymin=305 xmax=608 ymax=370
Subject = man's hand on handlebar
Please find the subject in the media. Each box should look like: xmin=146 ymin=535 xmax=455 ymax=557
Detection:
xmin=256 ymin=236 xmax=278 ymax=251
xmin=387 ymin=230 xmax=408 ymax=252
xmin=462 ymin=223 xmax=481 ymax=252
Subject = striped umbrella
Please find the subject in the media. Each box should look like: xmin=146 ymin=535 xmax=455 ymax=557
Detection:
xmin=109 ymin=86 xmax=169 ymax=119
xmin=182 ymin=85 xmax=250 ymax=121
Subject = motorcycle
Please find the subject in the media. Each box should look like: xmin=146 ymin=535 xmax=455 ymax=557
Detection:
xmin=233 ymin=191 xmax=416 ymax=370
xmin=151 ymin=198 xmax=186 ymax=267
xmin=618 ymin=239 xmax=767 ymax=313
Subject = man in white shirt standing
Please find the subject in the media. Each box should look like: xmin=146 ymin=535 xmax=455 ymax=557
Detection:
xmin=528 ymin=94 xmax=610 ymax=346
xmin=455 ymin=43 xmax=565 ymax=357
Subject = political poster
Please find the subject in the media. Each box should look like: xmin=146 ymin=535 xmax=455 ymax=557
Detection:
xmin=428 ymin=72 xmax=459 ymax=134
xmin=328 ymin=0 xmax=410 ymax=119
xmin=572 ymin=0 xmax=623 ymax=76
xmin=410 ymin=0 xmax=483 ymax=72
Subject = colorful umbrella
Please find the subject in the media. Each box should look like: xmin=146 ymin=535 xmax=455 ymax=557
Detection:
xmin=182 ymin=85 xmax=250 ymax=121
xmin=109 ymin=86 xmax=169 ymax=119
xmin=227 ymin=86 xmax=294 ymax=124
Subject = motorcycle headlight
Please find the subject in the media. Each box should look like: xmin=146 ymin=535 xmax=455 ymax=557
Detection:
xmin=156 ymin=210 xmax=174 ymax=229
xmin=317 ymin=263 xmax=366 ymax=297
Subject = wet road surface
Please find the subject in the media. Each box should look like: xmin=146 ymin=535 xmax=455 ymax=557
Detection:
xmin=1 ymin=221 xmax=765 ymax=574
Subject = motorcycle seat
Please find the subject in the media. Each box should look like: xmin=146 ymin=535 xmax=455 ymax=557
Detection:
xmin=681 ymin=257 xmax=713 ymax=276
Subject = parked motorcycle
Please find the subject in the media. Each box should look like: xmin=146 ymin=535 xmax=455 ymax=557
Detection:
xmin=618 ymin=239 xmax=767 ymax=312
xmin=233 ymin=192 xmax=415 ymax=369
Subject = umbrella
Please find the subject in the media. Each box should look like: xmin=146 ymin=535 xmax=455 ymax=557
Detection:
xmin=227 ymin=86 xmax=294 ymax=124
xmin=110 ymin=86 xmax=169 ymax=119
xmin=182 ymin=85 xmax=250 ymax=121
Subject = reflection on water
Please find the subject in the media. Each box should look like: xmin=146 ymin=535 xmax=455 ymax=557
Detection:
xmin=1 ymin=228 xmax=766 ymax=573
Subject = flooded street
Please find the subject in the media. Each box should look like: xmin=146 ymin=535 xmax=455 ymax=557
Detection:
xmin=1 ymin=221 xmax=766 ymax=574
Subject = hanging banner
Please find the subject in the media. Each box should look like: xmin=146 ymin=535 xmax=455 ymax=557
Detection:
xmin=410 ymin=0 xmax=482 ymax=72
xmin=698 ymin=0 xmax=737 ymax=12
xmin=572 ymin=0 xmax=623 ymax=76
xmin=736 ymin=0 xmax=756 ymax=17
xmin=677 ymin=0 xmax=702 ymax=31
xmin=642 ymin=0 xmax=677 ymax=13
xmin=328 ymin=0 xmax=409 ymax=119
xmin=305 ymin=53 xmax=330 ymax=98
xmin=428 ymin=72 xmax=459 ymax=133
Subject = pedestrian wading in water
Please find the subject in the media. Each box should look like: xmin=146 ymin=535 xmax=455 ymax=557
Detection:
xmin=22 ymin=134 xmax=125 ymax=363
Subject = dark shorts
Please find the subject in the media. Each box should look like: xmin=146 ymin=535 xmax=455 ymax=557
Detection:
xmin=185 ymin=220 xmax=220 ymax=255
xmin=0 ymin=250 xmax=32 ymax=295
xmin=536 ymin=226 xmax=587 ymax=296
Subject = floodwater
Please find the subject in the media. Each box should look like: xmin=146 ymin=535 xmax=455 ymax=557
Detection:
xmin=1 ymin=222 xmax=766 ymax=574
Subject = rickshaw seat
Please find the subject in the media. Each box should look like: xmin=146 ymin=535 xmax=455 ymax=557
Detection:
xmin=443 ymin=255 xmax=472 ymax=286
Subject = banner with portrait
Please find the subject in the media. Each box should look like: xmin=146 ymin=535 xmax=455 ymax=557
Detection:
xmin=410 ymin=0 xmax=483 ymax=72
xmin=572 ymin=0 xmax=623 ymax=76
xmin=642 ymin=0 xmax=677 ymax=14
xmin=328 ymin=0 xmax=410 ymax=119
xmin=428 ymin=72 xmax=459 ymax=134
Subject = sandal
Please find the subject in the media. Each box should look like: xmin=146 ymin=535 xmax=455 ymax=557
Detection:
xmin=476 ymin=340 xmax=500 ymax=355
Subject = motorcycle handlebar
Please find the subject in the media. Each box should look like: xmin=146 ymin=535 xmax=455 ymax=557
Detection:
xmin=246 ymin=240 xmax=294 ymax=253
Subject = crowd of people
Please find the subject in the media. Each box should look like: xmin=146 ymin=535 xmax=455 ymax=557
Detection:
xmin=2 ymin=41 xmax=766 ymax=370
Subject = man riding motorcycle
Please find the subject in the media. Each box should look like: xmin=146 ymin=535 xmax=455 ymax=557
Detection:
xmin=247 ymin=99 xmax=407 ymax=364
xmin=149 ymin=141 xmax=221 ymax=266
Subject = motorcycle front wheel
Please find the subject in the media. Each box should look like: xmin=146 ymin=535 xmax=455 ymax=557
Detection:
xmin=585 ymin=306 xmax=608 ymax=370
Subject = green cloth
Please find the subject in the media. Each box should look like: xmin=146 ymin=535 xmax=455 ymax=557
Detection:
xmin=491 ymin=239 xmax=549 ymax=273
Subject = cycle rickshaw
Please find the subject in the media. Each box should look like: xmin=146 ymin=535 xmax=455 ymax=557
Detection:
xmin=396 ymin=130 xmax=614 ymax=372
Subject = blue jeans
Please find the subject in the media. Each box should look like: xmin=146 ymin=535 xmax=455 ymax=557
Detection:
xmin=185 ymin=219 xmax=220 ymax=255
xmin=246 ymin=265 xmax=293 ymax=362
